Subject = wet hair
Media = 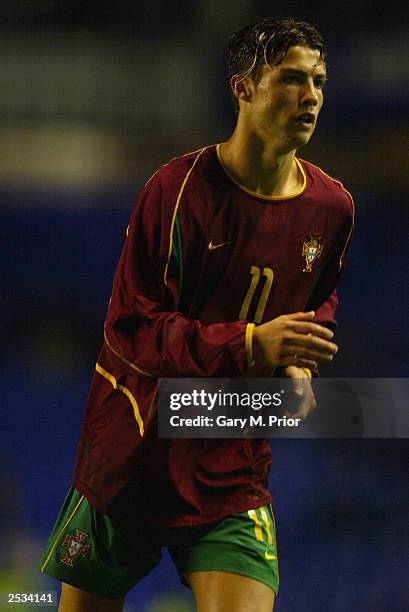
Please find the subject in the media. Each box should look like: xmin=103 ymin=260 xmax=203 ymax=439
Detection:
xmin=228 ymin=16 xmax=326 ymax=113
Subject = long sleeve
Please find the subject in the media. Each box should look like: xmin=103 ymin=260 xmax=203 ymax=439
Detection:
xmin=103 ymin=173 xmax=249 ymax=378
xmin=314 ymin=290 xmax=339 ymax=331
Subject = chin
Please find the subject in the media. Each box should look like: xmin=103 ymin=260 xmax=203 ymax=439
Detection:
xmin=290 ymin=134 xmax=312 ymax=150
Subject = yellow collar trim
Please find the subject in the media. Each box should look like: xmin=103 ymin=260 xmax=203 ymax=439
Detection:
xmin=216 ymin=143 xmax=307 ymax=201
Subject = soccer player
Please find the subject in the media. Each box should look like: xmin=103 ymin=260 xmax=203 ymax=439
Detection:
xmin=40 ymin=16 xmax=354 ymax=612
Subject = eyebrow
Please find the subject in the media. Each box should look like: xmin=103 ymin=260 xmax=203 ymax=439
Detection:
xmin=280 ymin=68 xmax=327 ymax=79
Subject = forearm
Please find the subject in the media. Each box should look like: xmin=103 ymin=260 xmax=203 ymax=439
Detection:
xmin=104 ymin=308 xmax=251 ymax=378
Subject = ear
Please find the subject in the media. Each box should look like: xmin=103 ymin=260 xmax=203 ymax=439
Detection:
xmin=230 ymin=74 xmax=253 ymax=106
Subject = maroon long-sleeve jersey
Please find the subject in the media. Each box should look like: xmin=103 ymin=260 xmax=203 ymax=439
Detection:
xmin=74 ymin=144 xmax=354 ymax=526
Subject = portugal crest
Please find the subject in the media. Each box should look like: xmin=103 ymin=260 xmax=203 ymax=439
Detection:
xmin=302 ymin=235 xmax=323 ymax=272
xmin=61 ymin=529 xmax=90 ymax=567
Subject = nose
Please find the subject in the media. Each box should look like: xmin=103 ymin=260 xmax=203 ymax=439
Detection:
xmin=301 ymin=78 xmax=319 ymax=107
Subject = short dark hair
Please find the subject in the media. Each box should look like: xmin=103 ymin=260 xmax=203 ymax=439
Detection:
xmin=228 ymin=16 xmax=326 ymax=113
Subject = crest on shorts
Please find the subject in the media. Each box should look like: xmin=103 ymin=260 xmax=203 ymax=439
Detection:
xmin=61 ymin=529 xmax=91 ymax=567
xmin=302 ymin=235 xmax=323 ymax=272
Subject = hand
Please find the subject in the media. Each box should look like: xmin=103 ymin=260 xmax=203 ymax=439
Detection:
xmin=252 ymin=311 xmax=337 ymax=369
xmin=282 ymin=365 xmax=317 ymax=420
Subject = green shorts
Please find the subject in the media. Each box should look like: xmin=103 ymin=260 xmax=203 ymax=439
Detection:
xmin=40 ymin=488 xmax=279 ymax=598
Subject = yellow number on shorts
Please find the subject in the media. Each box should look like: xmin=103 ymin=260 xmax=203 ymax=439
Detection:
xmin=248 ymin=507 xmax=277 ymax=562
xmin=248 ymin=509 xmax=264 ymax=542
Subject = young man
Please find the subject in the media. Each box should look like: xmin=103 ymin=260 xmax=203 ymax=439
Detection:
xmin=40 ymin=17 xmax=354 ymax=612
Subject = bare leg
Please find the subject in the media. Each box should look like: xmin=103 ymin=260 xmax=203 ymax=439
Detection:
xmin=187 ymin=570 xmax=275 ymax=612
xmin=58 ymin=583 xmax=124 ymax=612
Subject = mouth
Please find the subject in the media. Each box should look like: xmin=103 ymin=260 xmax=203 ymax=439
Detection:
xmin=293 ymin=113 xmax=315 ymax=128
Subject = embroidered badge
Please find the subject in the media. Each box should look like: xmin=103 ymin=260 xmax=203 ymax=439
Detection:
xmin=61 ymin=529 xmax=91 ymax=567
xmin=302 ymin=235 xmax=323 ymax=272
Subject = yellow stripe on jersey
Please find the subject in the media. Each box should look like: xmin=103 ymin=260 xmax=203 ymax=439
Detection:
xmin=298 ymin=158 xmax=355 ymax=268
xmin=95 ymin=363 xmax=144 ymax=437
xmin=144 ymin=145 xmax=211 ymax=188
xmin=163 ymin=147 xmax=208 ymax=287
xmin=108 ymin=148 xmax=213 ymax=377
xmin=103 ymin=327 xmax=156 ymax=378
xmin=298 ymin=158 xmax=355 ymax=204
xmin=40 ymin=494 xmax=85 ymax=573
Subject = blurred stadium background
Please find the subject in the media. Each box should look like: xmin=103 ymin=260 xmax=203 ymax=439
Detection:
xmin=2 ymin=1 xmax=408 ymax=610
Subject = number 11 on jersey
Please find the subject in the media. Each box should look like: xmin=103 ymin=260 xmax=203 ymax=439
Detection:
xmin=239 ymin=266 xmax=274 ymax=323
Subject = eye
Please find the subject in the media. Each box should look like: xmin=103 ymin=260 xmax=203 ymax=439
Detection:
xmin=314 ymin=78 xmax=326 ymax=89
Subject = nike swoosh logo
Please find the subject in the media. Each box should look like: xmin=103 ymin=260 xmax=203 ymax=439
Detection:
xmin=265 ymin=552 xmax=276 ymax=561
xmin=208 ymin=240 xmax=232 ymax=251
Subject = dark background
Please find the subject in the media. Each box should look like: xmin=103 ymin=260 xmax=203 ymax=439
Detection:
xmin=1 ymin=1 xmax=408 ymax=610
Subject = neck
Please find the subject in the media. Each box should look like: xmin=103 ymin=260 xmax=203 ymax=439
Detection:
xmin=219 ymin=124 xmax=302 ymax=198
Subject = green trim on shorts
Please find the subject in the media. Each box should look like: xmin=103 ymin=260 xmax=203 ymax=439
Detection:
xmin=40 ymin=488 xmax=279 ymax=598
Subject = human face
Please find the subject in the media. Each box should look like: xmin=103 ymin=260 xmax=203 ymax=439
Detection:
xmin=245 ymin=45 xmax=327 ymax=152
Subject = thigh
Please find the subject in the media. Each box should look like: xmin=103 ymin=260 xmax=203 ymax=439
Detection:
xmin=58 ymin=583 xmax=124 ymax=612
xmin=187 ymin=570 xmax=275 ymax=612
xmin=40 ymin=488 xmax=161 ymax=599
xmin=169 ymin=505 xmax=279 ymax=599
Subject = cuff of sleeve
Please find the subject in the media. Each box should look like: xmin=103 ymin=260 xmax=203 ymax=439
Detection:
xmin=245 ymin=323 xmax=256 ymax=368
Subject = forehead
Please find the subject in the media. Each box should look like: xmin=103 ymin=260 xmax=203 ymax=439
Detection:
xmin=275 ymin=45 xmax=326 ymax=75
